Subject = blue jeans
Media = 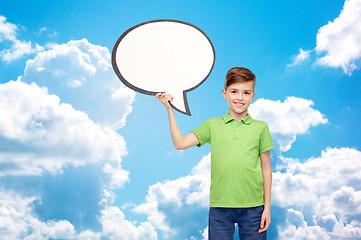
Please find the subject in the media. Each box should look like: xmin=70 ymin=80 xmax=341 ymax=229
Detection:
xmin=209 ymin=206 xmax=266 ymax=240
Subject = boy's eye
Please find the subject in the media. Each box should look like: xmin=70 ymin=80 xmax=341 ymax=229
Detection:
xmin=231 ymin=91 xmax=236 ymax=93
xmin=245 ymin=92 xmax=250 ymax=95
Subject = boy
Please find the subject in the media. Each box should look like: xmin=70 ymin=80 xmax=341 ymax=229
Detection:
xmin=155 ymin=67 xmax=273 ymax=240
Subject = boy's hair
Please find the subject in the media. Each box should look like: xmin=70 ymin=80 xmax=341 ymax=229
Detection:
xmin=225 ymin=67 xmax=256 ymax=90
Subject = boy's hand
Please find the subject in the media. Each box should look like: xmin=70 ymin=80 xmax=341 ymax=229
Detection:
xmin=155 ymin=93 xmax=174 ymax=110
xmin=258 ymin=207 xmax=271 ymax=233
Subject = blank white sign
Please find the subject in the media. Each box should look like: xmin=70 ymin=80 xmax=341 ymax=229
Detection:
xmin=112 ymin=19 xmax=215 ymax=115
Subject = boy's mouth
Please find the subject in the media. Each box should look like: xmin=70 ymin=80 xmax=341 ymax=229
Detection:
xmin=234 ymin=102 xmax=244 ymax=106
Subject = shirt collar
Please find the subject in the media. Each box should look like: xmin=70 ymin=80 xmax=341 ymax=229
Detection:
xmin=222 ymin=113 xmax=253 ymax=125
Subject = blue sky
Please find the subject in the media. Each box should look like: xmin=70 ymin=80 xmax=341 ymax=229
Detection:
xmin=1 ymin=0 xmax=360 ymax=239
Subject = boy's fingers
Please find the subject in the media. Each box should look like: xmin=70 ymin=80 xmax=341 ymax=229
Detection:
xmin=155 ymin=93 xmax=174 ymax=104
xmin=156 ymin=93 xmax=164 ymax=99
xmin=260 ymin=217 xmax=265 ymax=229
xmin=258 ymin=217 xmax=271 ymax=233
xmin=163 ymin=95 xmax=173 ymax=100
xmin=258 ymin=215 xmax=266 ymax=233
xmin=266 ymin=221 xmax=270 ymax=230
xmin=156 ymin=93 xmax=174 ymax=99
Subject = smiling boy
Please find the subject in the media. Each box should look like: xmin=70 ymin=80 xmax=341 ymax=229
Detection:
xmin=156 ymin=67 xmax=273 ymax=240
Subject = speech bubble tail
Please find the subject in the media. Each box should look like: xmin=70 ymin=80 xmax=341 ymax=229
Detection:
xmin=169 ymin=91 xmax=191 ymax=116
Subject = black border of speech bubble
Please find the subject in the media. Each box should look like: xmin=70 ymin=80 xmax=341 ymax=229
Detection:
xmin=111 ymin=19 xmax=216 ymax=116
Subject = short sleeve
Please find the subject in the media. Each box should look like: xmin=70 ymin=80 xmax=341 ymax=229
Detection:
xmin=259 ymin=123 xmax=274 ymax=153
xmin=192 ymin=119 xmax=211 ymax=147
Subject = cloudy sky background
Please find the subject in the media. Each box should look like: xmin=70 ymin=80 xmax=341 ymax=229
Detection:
xmin=1 ymin=0 xmax=360 ymax=239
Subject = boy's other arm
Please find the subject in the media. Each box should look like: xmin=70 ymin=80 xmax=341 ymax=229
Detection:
xmin=155 ymin=93 xmax=199 ymax=150
xmin=259 ymin=150 xmax=272 ymax=233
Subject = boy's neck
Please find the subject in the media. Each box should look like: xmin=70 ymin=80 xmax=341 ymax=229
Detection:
xmin=228 ymin=110 xmax=248 ymax=121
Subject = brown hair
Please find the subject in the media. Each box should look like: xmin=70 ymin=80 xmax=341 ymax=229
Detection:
xmin=225 ymin=67 xmax=256 ymax=90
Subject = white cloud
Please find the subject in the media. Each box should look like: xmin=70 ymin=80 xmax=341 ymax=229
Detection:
xmin=0 ymin=15 xmax=43 ymax=62
xmin=315 ymin=0 xmax=361 ymax=75
xmin=103 ymin=163 xmax=131 ymax=189
xmin=35 ymin=27 xmax=47 ymax=36
xmin=287 ymin=48 xmax=311 ymax=67
xmin=274 ymin=147 xmax=361 ymax=239
xmin=315 ymin=186 xmax=361 ymax=217
xmin=278 ymin=209 xmax=330 ymax=240
xmin=19 ymin=39 xmax=135 ymax=129
xmin=273 ymin=147 xmax=361 ymax=207
xmin=0 ymin=36 xmax=139 ymax=238
xmin=201 ymin=226 xmax=208 ymax=240
xmin=0 ymin=189 xmax=157 ymax=240
xmin=0 ymin=15 xmax=17 ymax=42
xmin=100 ymin=206 xmax=157 ymax=240
xmin=249 ymin=97 xmax=328 ymax=151
xmin=133 ymin=153 xmax=211 ymax=239
xmin=0 ymin=80 xmax=128 ymax=181
xmin=314 ymin=186 xmax=361 ymax=239
xmin=288 ymin=0 xmax=361 ymax=75
xmin=1 ymin=40 xmax=44 ymax=62
xmin=0 ymin=190 xmax=76 ymax=240
xmin=278 ymin=208 xmax=361 ymax=240
xmin=49 ymin=31 xmax=58 ymax=38
xmin=77 ymin=230 xmax=102 ymax=240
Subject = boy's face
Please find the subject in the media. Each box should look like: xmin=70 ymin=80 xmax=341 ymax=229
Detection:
xmin=222 ymin=81 xmax=255 ymax=119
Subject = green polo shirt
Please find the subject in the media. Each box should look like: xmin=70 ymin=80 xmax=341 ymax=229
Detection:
xmin=192 ymin=113 xmax=273 ymax=208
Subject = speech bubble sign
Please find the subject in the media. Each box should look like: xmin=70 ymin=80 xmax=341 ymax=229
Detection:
xmin=112 ymin=19 xmax=215 ymax=115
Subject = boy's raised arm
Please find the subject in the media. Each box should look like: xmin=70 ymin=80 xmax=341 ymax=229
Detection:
xmin=155 ymin=93 xmax=199 ymax=150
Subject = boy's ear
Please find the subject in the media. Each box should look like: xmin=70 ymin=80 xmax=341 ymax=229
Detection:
xmin=222 ymin=89 xmax=227 ymax=99
xmin=251 ymin=91 xmax=255 ymax=102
